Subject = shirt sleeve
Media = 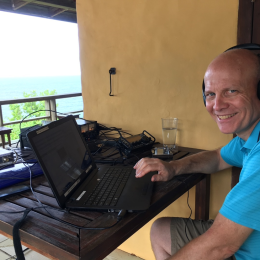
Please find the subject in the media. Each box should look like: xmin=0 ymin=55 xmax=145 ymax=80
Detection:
xmin=220 ymin=137 xmax=244 ymax=168
xmin=220 ymin=145 xmax=260 ymax=231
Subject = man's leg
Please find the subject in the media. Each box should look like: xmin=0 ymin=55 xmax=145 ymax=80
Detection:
xmin=150 ymin=217 xmax=172 ymax=260
xmin=170 ymin=218 xmax=214 ymax=255
xmin=151 ymin=217 xmax=235 ymax=260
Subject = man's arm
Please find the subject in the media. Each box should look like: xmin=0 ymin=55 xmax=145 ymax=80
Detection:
xmin=167 ymin=213 xmax=253 ymax=260
xmin=134 ymin=148 xmax=231 ymax=182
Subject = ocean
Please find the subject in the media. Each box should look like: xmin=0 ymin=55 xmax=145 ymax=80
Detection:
xmin=0 ymin=75 xmax=83 ymax=122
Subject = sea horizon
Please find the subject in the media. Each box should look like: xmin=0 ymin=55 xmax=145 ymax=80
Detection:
xmin=0 ymin=75 xmax=83 ymax=122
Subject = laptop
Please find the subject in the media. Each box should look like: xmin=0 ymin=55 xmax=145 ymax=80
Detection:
xmin=27 ymin=115 xmax=154 ymax=212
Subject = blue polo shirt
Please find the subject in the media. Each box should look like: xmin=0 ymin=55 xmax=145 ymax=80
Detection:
xmin=220 ymin=120 xmax=260 ymax=260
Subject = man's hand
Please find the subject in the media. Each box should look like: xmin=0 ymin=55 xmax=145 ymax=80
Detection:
xmin=134 ymin=158 xmax=176 ymax=182
xmin=134 ymin=149 xmax=231 ymax=182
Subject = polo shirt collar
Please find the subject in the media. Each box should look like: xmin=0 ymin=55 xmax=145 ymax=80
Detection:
xmin=241 ymin=120 xmax=260 ymax=151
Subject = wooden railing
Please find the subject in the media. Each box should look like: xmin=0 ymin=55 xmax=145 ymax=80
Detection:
xmin=0 ymin=92 xmax=83 ymax=128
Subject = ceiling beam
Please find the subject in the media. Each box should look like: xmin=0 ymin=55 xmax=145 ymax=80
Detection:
xmin=22 ymin=0 xmax=76 ymax=12
xmin=49 ymin=6 xmax=67 ymax=17
xmin=12 ymin=0 xmax=32 ymax=10
xmin=0 ymin=0 xmax=76 ymax=23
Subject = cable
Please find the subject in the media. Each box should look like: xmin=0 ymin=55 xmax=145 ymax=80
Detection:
xmin=175 ymin=178 xmax=193 ymax=242
xmin=22 ymin=161 xmax=42 ymax=205
xmin=91 ymin=140 xmax=117 ymax=156
xmin=93 ymin=147 xmax=118 ymax=159
xmin=184 ymin=189 xmax=193 ymax=242
xmin=13 ymin=209 xmax=31 ymax=260
xmin=109 ymin=70 xmax=114 ymax=96
xmin=24 ymin=161 xmax=126 ymax=230
xmin=130 ymin=153 xmax=140 ymax=161
xmin=7 ymin=147 xmax=19 ymax=165
xmin=0 ymin=205 xmax=49 ymax=260
xmin=19 ymin=109 xmax=71 ymax=135
xmin=1 ymin=160 xmax=128 ymax=260
xmin=40 ymin=208 xmax=124 ymax=230
xmin=98 ymin=146 xmax=114 ymax=154
xmin=98 ymin=123 xmax=132 ymax=136
xmin=15 ymin=109 xmax=73 ymax=148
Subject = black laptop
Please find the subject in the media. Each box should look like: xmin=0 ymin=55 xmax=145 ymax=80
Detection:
xmin=27 ymin=115 xmax=154 ymax=212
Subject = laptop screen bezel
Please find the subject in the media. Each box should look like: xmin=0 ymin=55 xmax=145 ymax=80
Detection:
xmin=27 ymin=115 xmax=97 ymax=208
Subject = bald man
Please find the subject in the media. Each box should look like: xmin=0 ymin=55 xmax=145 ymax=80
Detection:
xmin=134 ymin=47 xmax=260 ymax=260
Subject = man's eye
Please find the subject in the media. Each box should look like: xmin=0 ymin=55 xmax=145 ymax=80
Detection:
xmin=228 ymin=90 xmax=237 ymax=94
xmin=206 ymin=93 xmax=215 ymax=98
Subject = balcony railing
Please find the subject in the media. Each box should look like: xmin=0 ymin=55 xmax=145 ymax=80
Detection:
xmin=0 ymin=92 xmax=83 ymax=129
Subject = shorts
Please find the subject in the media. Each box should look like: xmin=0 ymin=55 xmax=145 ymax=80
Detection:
xmin=170 ymin=218 xmax=236 ymax=260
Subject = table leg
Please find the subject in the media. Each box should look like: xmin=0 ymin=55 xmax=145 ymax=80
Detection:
xmin=195 ymin=175 xmax=210 ymax=220
xmin=7 ymin=134 xmax=11 ymax=147
xmin=1 ymin=134 xmax=5 ymax=148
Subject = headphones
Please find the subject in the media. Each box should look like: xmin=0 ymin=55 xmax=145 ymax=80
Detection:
xmin=202 ymin=43 xmax=260 ymax=106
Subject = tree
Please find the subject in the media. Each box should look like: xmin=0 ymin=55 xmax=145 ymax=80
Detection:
xmin=8 ymin=90 xmax=57 ymax=140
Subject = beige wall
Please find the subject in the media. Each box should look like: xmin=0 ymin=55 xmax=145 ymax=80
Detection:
xmin=76 ymin=1 xmax=238 ymax=259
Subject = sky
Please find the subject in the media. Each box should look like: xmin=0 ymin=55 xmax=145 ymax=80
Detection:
xmin=0 ymin=11 xmax=81 ymax=78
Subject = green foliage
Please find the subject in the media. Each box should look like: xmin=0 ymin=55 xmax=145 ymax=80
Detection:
xmin=8 ymin=90 xmax=57 ymax=140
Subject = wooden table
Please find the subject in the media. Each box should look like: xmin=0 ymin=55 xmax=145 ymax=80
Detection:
xmin=0 ymin=146 xmax=210 ymax=260
xmin=0 ymin=126 xmax=12 ymax=148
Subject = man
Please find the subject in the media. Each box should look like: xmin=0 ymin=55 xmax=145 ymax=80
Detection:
xmin=134 ymin=46 xmax=260 ymax=260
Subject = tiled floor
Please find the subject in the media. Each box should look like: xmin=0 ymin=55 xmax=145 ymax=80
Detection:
xmin=0 ymin=234 xmax=144 ymax=260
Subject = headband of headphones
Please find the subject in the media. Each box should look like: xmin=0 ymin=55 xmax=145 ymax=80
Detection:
xmin=202 ymin=43 xmax=260 ymax=106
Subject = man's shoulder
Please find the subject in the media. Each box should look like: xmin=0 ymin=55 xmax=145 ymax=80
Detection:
xmin=220 ymin=137 xmax=244 ymax=167
xmin=222 ymin=136 xmax=244 ymax=153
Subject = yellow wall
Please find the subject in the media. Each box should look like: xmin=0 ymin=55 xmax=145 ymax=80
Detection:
xmin=76 ymin=1 xmax=238 ymax=259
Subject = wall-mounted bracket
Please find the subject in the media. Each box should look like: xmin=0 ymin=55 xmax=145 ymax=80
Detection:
xmin=109 ymin=68 xmax=116 ymax=96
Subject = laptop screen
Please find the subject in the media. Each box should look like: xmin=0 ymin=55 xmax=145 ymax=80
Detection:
xmin=31 ymin=118 xmax=93 ymax=197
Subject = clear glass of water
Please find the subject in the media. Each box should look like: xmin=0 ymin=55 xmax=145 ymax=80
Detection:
xmin=161 ymin=118 xmax=178 ymax=154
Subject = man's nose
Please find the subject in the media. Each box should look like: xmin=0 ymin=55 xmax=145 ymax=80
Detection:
xmin=213 ymin=95 xmax=228 ymax=111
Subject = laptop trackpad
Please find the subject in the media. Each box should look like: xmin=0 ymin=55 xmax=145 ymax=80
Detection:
xmin=116 ymin=171 xmax=155 ymax=211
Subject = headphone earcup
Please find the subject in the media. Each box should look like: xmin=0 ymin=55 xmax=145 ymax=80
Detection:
xmin=202 ymin=80 xmax=206 ymax=106
xmin=257 ymin=81 xmax=260 ymax=100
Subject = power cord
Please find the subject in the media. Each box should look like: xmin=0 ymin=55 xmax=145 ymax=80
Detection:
xmin=15 ymin=109 xmax=75 ymax=148
xmin=177 ymin=178 xmax=193 ymax=242
xmin=184 ymin=189 xmax=192 ymax=242
xmin=19 ymin=109 xmax=72 ymax=132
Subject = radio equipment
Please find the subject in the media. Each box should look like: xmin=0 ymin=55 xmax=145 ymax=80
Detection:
xmin=75 ymin=118 xmax=99 ymax=140
xmin=20 ymin=125 xmax=42 ymax=149
xmin=0 ymin=148 xmax=14 ymax=167
xmin=118 ymin=130 xmax=155 ymax=156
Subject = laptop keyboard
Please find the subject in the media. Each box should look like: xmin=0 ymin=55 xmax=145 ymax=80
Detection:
xmin=85 ymin=167 xmax=132 ymax=207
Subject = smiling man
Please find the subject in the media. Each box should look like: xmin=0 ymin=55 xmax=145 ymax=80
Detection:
xmin=134 ymin=45 xmax=260 ymax=260
xmin=205 ymin=49 xmax=260 ymax=139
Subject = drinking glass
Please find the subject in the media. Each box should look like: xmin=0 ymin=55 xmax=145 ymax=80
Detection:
xmin=161 ymin=118 xmax=178 ymax=153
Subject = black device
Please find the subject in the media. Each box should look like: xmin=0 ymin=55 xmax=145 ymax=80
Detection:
xmin=117 ymin=131 xmax=156 ymax=156
xmin=75 ymin=118 xmax=99 ymax=140
xmin=27 ymin=115 xmax=155 ymax=212
xmin=20 ymin=118 xmax=98 ymax=150
xmin=202 ymin=43 xmax=260 ymax=106
xmin=0 ymin=148 xmax=14 ymax=167
xmin=20 ymin=124 xmax=42 ymax=149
